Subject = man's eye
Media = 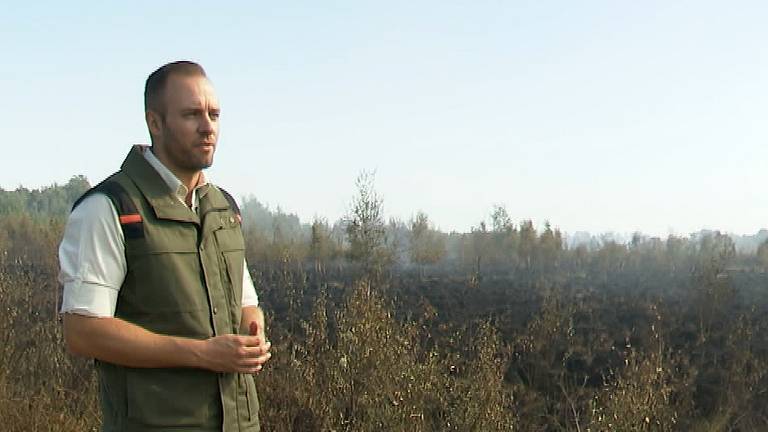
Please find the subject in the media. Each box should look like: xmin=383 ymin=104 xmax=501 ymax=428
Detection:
xmin=210 ymin=112 xmax=220 ymax=120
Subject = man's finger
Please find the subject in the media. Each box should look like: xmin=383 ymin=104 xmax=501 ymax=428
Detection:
xmin=239 ymin=345 xmax=269 ymax=358
xmin=236 ymin=356 xmax=264 ymax=367
xmin=237 ymin=365 xmax=261 ymax=374
xmin=253 ymin=352 xmax=271 ymax=365
xmin=238 ymin=335 xmax=263 ymax=347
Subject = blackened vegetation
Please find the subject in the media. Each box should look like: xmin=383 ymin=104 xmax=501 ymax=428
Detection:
xmin=2 ymin=177 xmax=768 ymax=431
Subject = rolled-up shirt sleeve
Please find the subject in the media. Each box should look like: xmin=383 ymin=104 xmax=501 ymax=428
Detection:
xmin=58 ymin=194 xmax=126 ymax=317
xmin=241 ymin=258 xmax=259 ymax=307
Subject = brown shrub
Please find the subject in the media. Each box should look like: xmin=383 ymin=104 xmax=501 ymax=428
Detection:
xmin=0 ymin=262 xmax=99 ymax=431
xmin=258 ymin=281 xmax=515 ymax=431
xmin=587 ymin=310 xmax=693 ymax=432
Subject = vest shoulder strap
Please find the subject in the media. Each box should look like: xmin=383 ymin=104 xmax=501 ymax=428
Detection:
xmin=217 ymin=186 xmax=242 ymax=223
xmin=72 ymin=176 xmax=145 ymax=239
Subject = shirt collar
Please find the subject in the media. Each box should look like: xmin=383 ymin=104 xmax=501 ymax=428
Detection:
xmin=141 ymin=146 xmax=210 ymax=206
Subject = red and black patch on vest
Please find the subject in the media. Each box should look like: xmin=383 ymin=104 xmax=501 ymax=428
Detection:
xmin=117 ymin=213 xmax=144 ymax=239
xmin=73 ymin=178 xmax=145 ymax=240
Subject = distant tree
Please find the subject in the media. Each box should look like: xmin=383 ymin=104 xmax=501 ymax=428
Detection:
xmin=696 ymin=231 xmax=735 ymax=272
xmin=0 ymin=175 xmax=90 ymax=217
xmin=409 ymin=211 xmax=446 ymax=277
xmin=490 ymin=205 xmax=512 ymax=233
xmin=627 ymin=235 xmax=666 ymax=275
xmin=537 ymin=221 xmax=562 ymax=271
xmin=490 ymin=205 xmax=519 ymax=270
xmin=0 ymin=189 xmax=25 ymax=215
xmin=593 ymin=235 xmax=629 ymax=278
xmin=665 ymin=235 xmax=690 ymax=274
xmin=266 ymin=209 xmax=308 ymax=268
xmin=63 ymin=175 xmax=90 ymax=203
xmin=572 ymin=244 xmax=589 ymax=272
xmin=309 ymin=217 xmax=335 ymax=275
xmin=468 ymin=221 xmax=491 ymax=281
xmin=385 ymin=217 xmax=409 ymax=268
xmin=345 ymin=171 xmax=389 ymax=277
xmin=691 ymin=234 xmax=737 ymax=343
xmin=239 ymin=196 xmax=309 ymax=268
xmin=329 ymin=220 xmax=348 ymax=274
xmin=518 ymin=220 xmax=537 ymax=271
xmin=757 ymin=239 xmax=768 ymax=271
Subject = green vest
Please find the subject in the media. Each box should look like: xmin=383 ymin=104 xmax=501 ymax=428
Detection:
xmin=80 ymin=146 xmax=259 ymax=432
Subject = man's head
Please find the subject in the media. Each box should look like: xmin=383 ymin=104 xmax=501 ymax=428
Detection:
xmin=144 ymin=61 xmax=220 ymax=178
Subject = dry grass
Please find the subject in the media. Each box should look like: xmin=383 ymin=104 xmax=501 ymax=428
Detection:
xmin=2 ymin=216 xmax=767 ymax=431
xmin=257 ymin=281 xmax=515 ymax=431
xmin=0 ymin=263 xmax=99 ymax=432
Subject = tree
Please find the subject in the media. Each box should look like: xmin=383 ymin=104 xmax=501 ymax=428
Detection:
xmin=345 ymin=171 xmax=389 ymax=277
xmin=409 ymin=211 xmax=446 ymax=277
xmin=490 ymin=205 xmax=519 ymax=271
xmin=385 ymin=217 xmax=409 ymax=268
xmin=695 ymin=231 xmax=735 ymax=272
xmin=757 ymin=239 xmax=768 ymax=271
xmin=309 ymin=217 xmax=335 ymax=275
xmin=0 ymin=175 xmax=90 ymax=217
xmin=490 ymin=205 xmax=512 ymax=233
xmin=468 ymin=221 xmax=491 ymax=281
xmin=518 ymin=220 xmax=537 ymax=271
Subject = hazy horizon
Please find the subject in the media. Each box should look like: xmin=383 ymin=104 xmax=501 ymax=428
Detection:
xmin=5 ymin=173 xmax=768 ymax=242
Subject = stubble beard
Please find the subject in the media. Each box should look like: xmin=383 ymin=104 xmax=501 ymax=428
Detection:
xmin=162 ymin=126 xmax=216 ymax=173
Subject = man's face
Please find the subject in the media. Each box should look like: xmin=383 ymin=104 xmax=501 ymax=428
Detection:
xmin=149 ymin=74 xmax=220 ymax=176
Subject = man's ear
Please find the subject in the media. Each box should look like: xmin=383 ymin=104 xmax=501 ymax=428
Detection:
xmin=145 ymin=110 xmax=163 ymax=139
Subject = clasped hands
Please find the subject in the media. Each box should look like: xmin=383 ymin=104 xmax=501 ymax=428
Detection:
xmin=200 ymin=321 xmax=272 ymax=374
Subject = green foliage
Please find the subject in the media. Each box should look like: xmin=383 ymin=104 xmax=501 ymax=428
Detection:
xmin=0 ymin=176 xmax=88 ymax=268
xmin=0 ymin=175 xmax=89 ymax=218
xmin=345 ymin=171 xmax=390 ymax=277
xmin=409 ymin=211 xmax=446 ymax=275
xmin=309 ymin=217 xmax=340 ymax=274
xmin=240 ymin=196 xmax=308 ymax=269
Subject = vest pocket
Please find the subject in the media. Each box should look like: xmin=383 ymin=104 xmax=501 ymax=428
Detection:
xmin=222 ymin=250 xmax=244 ymax=295
xmin=213 ymin=225 xmax=245 ymax=252
xmin=238 ymin=373 xmax=260 ymax=426
xmin=126 ymin=368 xmax=220 ymax=428
xmin=214 ymin=227 xmax=245 ymax=309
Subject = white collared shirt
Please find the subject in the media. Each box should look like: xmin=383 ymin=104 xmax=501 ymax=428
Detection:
xmin=58 ymin=146 xmax=259 ymax=317
xmin=143 ymin=148 xmax=206 ymax=212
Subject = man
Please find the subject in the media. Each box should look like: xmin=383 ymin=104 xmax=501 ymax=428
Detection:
xmin=59 ymin=61 xmax=271 ymax=431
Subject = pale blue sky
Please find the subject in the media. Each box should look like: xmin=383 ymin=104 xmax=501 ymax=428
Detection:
xmin=3 ymin=1 xmax=768 ymax=236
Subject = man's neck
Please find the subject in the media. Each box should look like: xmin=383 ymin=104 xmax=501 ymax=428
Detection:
xmin=178 ymin=172 xmax=201 ymax=206
xmin=148 ymin=146 xmax=202 ymax=205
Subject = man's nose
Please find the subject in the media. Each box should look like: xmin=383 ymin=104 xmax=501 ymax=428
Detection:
xmin=199 ymin=113 xmax=215 ymax=134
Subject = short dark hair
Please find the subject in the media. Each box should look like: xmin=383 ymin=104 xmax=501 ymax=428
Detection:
xmin=144 ymin=61 xmax=207 ymax=115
